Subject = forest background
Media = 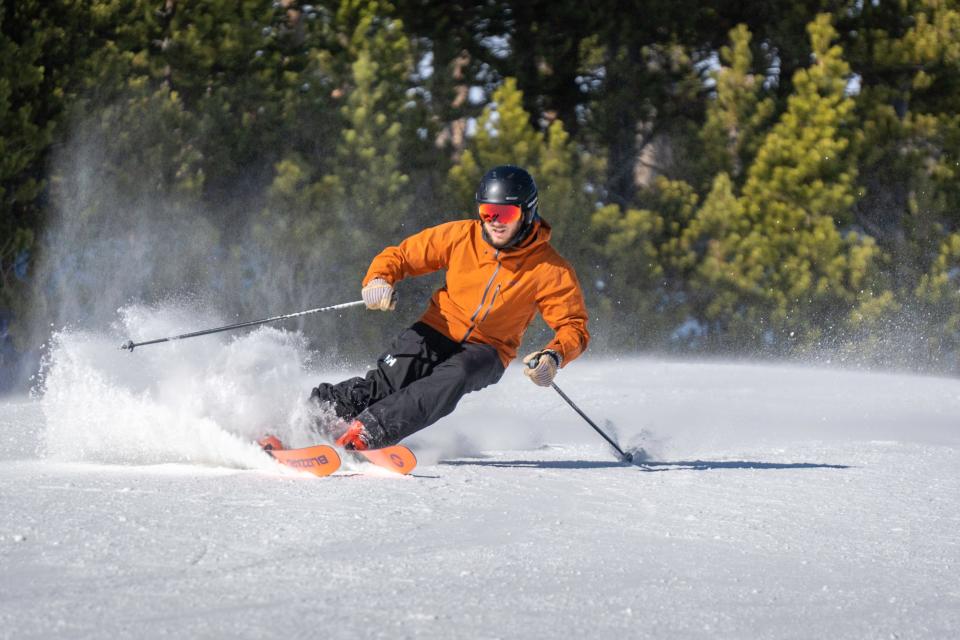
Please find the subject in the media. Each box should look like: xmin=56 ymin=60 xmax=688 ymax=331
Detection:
xmin=3 ymin=0 xmax=960 ymax=390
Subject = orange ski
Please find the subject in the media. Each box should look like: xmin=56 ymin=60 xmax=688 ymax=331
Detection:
xmin=355 ymin=445 xmax=417 ymax=475
xmin=266 ymin=444 xmax=341 ymax=477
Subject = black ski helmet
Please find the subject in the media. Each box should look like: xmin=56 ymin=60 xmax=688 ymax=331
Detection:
xmin=475 ymin=165 xmax=539 ymax=248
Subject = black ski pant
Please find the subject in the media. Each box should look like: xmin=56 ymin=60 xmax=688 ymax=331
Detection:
xmin=311 ymin=322 xmax=505 ymax=446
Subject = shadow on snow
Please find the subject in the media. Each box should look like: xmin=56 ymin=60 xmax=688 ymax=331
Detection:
xmin=439 ymin=459 xmax=851 ymax=472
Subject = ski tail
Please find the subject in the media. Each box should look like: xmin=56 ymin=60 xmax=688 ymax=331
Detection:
xmin=266 ymin=444 xmax=341 ymax=477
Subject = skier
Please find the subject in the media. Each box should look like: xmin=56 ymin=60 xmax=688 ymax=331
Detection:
xmin=312 ymin=165 xmax=590 ymax=451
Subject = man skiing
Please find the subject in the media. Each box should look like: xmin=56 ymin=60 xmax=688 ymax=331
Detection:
xmin=312 ymin=165 xmax=590 ymax=451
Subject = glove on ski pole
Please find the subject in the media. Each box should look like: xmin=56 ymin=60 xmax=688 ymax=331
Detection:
xmin=362 ymin=278 xmax=397 ymax=311
xmin=522 ymin=349 xmax=560 ymax=386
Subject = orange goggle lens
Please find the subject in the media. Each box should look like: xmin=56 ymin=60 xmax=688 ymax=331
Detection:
xmin=478 ymin=202 xmax=522 ymax=224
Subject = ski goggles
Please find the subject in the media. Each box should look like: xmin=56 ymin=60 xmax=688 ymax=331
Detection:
xmin=478 ymin=202 xmax=522 ymax=224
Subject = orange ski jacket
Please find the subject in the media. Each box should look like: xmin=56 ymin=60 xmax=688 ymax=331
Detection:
xmin=363 ymin=219 xmax=590 ymax=369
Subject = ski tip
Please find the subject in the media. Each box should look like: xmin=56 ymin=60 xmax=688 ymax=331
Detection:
xmin=357 ymin=445 xmax=417 ymax=475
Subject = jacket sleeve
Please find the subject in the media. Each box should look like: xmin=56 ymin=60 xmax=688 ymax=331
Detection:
xmin=536 ymin=259 xmax=590 ymax=367
xmin=363 ymin=221 xmax=463 ymax=286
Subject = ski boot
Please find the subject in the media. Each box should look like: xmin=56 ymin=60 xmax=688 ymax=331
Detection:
xmin=334 ymin=420 xmax=371 ymax=451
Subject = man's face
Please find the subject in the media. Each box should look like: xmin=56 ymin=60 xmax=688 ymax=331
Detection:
xmin=478 ymin=202 xmax=524 ymax=248
xmin=483 ymin=216 xmax=522 ymax=248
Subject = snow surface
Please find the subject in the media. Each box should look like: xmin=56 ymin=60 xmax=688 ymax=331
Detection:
xmin=1 ymin=311 xmax=959 ymax=639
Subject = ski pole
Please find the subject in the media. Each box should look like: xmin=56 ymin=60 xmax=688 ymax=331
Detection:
xmin=120 ymin=299 xmax=366 ymax=352
xmin=527 ymin=358 xmax=633 ymax=462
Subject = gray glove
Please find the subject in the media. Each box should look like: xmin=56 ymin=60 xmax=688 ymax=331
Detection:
xmin=362 ymin=278 xmax=397 ymax=311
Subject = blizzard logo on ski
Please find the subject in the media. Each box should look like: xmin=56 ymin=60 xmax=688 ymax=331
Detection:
xmin=289 ymin=455 xmax=329 ymax=468
xmin=389 ymin=453 xmax=404 ymax=468
xmin=383 ymin=354 xmax=397 ymax=367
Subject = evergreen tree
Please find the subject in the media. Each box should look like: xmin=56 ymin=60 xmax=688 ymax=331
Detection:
xmin=589 ymin=175 xmax=701 ymax=350
xmin=328 ymin=0 xmax=414 ymax=250
xmin=255 ymin=0 xmax=416 ymax=354
xmin=0 ymin=2 xmax=49 ymax=321
xmin=915 ymin=232 xmax=960 ymax=368
xmin=702 ymin=14 xmax=891 ymax=350
xmin=700 ymin=25 xmax=776 ymax=184
xmin=678 ymin=172 xmax=748 ymax=345
xmin=1 ymin=0 xmax=96 ymax=359
xmin=537 ymin=119 xmax=603 ymax=262
xmin=449 ymin=77 xmax=544 ymax=203
xmin=847 ymin=0 xmax=960 ymax=368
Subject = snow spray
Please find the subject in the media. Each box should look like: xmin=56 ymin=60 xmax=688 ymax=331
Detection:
xmin=37 ymin=302 xmax=336 ymax=471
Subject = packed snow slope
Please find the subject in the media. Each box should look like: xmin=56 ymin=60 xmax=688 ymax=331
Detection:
xmin=1 ymin=310 xmax=959 ymax=639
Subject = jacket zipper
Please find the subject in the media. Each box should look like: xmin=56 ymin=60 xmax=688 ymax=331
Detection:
xmin=461 ymin=251 xmax=501 ymax=342
xmin=479 ymin=285 xmax=500 ymax=324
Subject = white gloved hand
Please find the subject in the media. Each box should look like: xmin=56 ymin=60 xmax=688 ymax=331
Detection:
xmin=522 ymin=349 xmax=560 ymax=387
xmin=362 ymin=278 xmax=397 ymax=311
